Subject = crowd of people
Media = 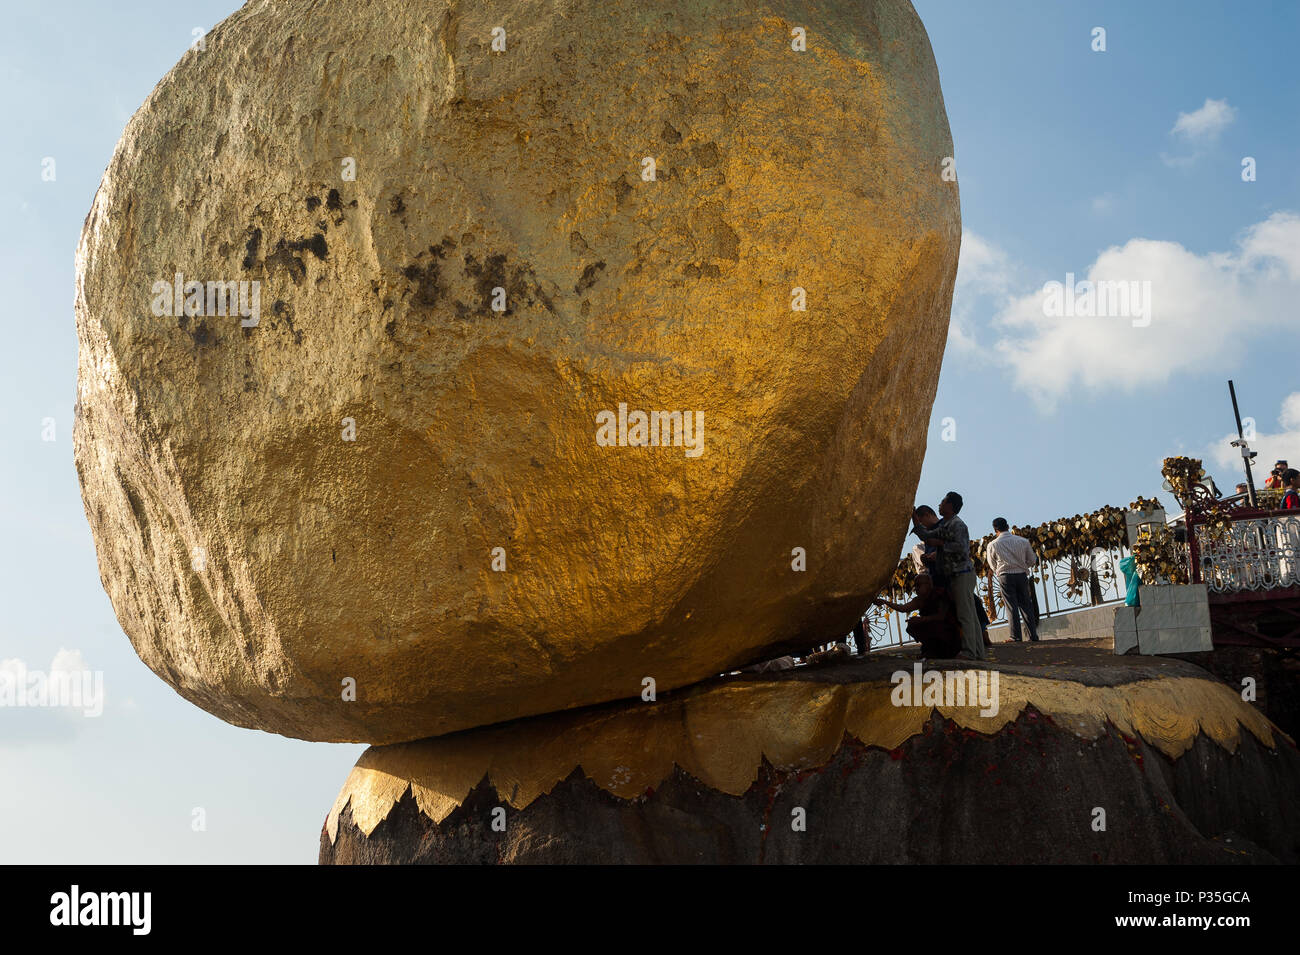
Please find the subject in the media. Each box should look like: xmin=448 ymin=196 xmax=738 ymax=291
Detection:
xmin=1233 ymin=459 xmax=1300 ymax=506
xmin=864 ymin=490 xmax=1042 ymax=662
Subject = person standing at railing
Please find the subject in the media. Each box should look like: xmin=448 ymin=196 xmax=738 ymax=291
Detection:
xmin=1282 ymin=468 xmax=1300 ymax=509
xmin=1266 ymin=460 xmax=1291 ymax=489
xmin=985 ymin=518 xmax=1041 ymax=643
xmin=913 ymin=491 xmax=984 ymax=660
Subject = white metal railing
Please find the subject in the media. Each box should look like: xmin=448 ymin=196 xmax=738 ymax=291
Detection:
xmin=1194 ymin=513 xmax=1300 ymax=593
xmin=859 ymin=545 xmax=1130 ymax=652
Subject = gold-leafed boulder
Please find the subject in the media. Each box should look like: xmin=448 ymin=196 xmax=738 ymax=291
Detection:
xmin=74 ymin=0 xmax=960 ymax=742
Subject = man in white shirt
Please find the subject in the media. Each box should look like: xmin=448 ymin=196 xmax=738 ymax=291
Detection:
xmin=985 ymin=517 xmax=1040 ymax=642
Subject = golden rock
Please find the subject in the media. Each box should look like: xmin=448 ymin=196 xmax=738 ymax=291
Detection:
xmin=74 ymin=0 xmax=960 ymax=743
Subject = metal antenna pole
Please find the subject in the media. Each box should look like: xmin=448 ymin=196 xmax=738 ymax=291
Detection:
xmin=1229 ymin=380 xmax=1258 ymax=507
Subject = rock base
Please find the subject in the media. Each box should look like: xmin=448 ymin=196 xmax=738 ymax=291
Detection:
xmin=320 ymin=648 xmax=1300 ymax=864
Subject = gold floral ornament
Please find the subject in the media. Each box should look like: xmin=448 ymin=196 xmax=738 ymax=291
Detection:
xmin=1128 ymin=496 xmax=1163 ymax=512
xmin=1162 ymin=456 xmax=1207 ymax=509
xmin=1256 ymin=488 xmax=1284 ymax=509
xmin=1064 ymin=555 xmax=1092 ymax=600
xmin=1132 ymin=525 xmax=1189 ymax=585
xmin=1200 ymin=512 xmax=1234 ymax=546
xmin=1158 ymin=456 xmax=1240 ymax=555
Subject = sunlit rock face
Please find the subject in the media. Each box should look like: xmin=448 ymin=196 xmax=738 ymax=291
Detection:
xmin=73 ymin=0 xmax=960 ymax=743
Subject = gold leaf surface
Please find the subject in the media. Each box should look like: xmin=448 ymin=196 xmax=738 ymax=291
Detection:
xmin=326 ymin=671 xmax=1282 ymax=841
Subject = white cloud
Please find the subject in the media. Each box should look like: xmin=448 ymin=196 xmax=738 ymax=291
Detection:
xmin=1238 ymin=213 xmax=1300 ymax=279
xmin=948 ymin=230 xmax=1017 ymax=354
xmin=0 ymin=650 xmax=101 ymax=742
xmin=1284 ymin=394 xmax=1300 ymax=430
xmin=1163 ymin=98 xmax=1236 ymax=166
xmin=1090 ymin=194 xmax=1116 ymax=215
xmin=957 ymin=231 xmax=1013 ymax=291
xmin=985 ymin=212 xmax=1300 ymax=405
xmin=0 ymin=658 xmax=24 ymax=683
xmin=50 ymin=648 xmax=90 ymax=675
xmin=1171 ymin=98 xmax=1237 ymax=142
xmin=1209 ymin=391 xmax=1300 ymax=476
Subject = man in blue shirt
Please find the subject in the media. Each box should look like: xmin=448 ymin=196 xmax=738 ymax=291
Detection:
xmin=912 ymin=491 xmax=984 ymax=660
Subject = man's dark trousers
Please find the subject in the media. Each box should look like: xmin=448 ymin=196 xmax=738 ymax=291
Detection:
xmin=1000 ymin=572 xmax=1040 ymax=642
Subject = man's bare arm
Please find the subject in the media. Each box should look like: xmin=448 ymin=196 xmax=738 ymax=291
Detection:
xmin=874 ymin=594 xmax=923 ymax=614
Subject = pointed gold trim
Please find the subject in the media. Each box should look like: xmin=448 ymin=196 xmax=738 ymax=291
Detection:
xmin=326 ymin=673 xmax=1284 ymax=842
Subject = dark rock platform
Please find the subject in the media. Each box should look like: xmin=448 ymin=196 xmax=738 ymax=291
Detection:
xmin=321 ymin=640 xmax=1300 ymax=864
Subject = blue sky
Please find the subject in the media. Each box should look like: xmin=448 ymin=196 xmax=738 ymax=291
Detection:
xmin=913 ymin=0 xmax=1300 ymax=529
xmin=2 ymin=1 xmax=1298 ymax=862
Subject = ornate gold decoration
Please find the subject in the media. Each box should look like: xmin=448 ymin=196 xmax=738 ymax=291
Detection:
xmin=326 ymin=671 xmax=1282 ymax=840
xmin=1256 ymin=488 xmax=1284 ymax=509
xmin=1128 ymin=496 xmax=1163 ymax=512
xmin=1132 ymin=524 xmax=1189 ymax=585
xmin=1162 ymin=456 xmax=1205 ymax=508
